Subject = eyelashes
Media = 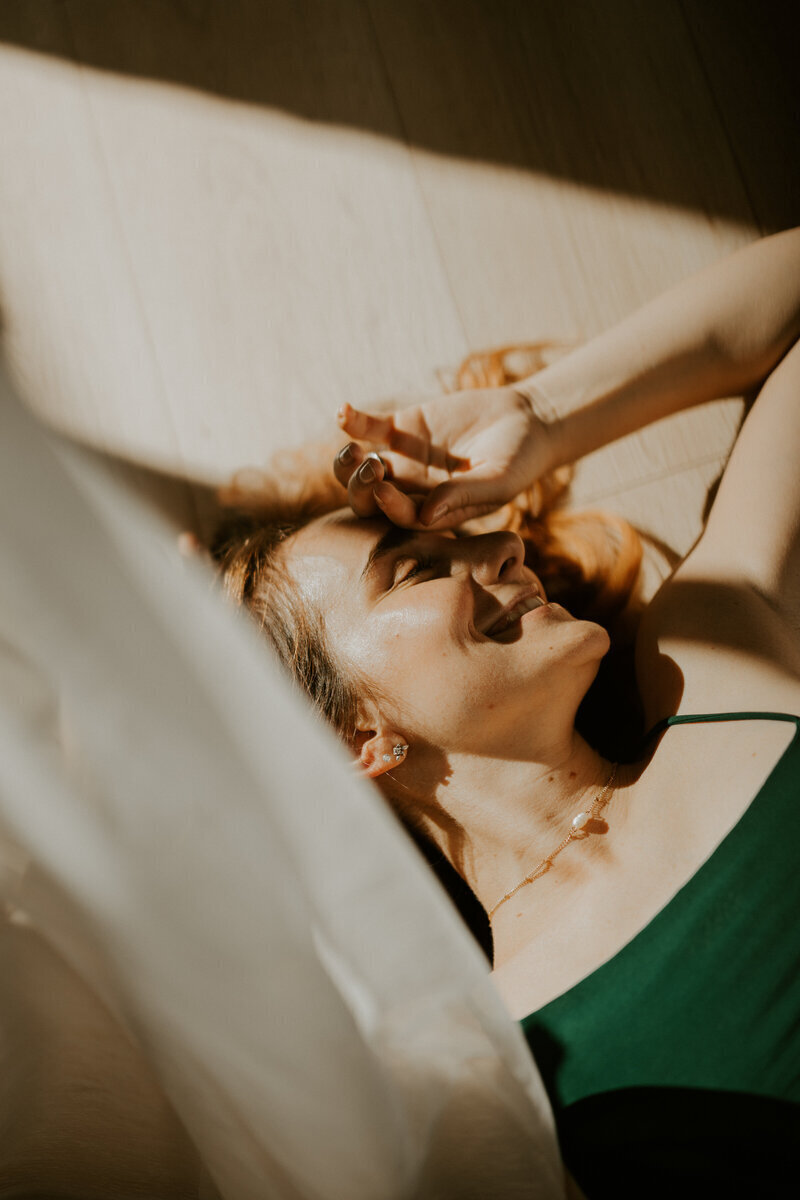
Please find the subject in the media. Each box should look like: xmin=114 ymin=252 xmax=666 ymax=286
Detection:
xmin=389 ymin=530 xmax=458 ymax=588
xmin=394 ymin=554 xmax=438 ymax=586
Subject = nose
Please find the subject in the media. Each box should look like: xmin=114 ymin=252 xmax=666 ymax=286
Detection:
xmin=462 ymin=530 xmax=526 ymax=585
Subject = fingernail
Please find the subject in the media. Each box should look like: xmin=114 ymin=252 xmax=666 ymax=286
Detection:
xmin=337 ymin=444 xmax=354 ymax=465
xmin=430 ymin=504 xmax=448 ymax=523
xmin=336 ymin=405 xmax=348 ymax=423
xmin=358 ymin=460 xmax=375 ymax=484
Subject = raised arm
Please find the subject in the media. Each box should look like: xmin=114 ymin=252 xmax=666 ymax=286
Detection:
xmin=521 ymin=227 xmax=800 ymax=619
xmin=335 ymin=231 xmax=800 ymax=580
xmin=516 ymin=227 xmax=800 ymax=472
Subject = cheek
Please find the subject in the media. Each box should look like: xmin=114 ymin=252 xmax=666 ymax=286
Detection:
xmin=342 ymin=602 xmax=464 ymax=718
xmin=369 ymin=605 xmax=457 ymax=680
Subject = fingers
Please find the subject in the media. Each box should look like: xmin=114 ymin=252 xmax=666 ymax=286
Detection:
xmin=338 ymin=402 xmax=436 ymax=468
xmin=372 ymin=481 xmax=421 ymax=526
xmin=335 ymin=438 xmax=409 ymax=520
xmin=337 ymin=402 xmax=394 ymax=444
xmin=418 ymin=480 xmax=467 ymax=527
xmin=333 ymin=440 xmax=366 ymax=489
xmin=334 ymin=439 xmax=506 ymax=530
xmin=347 ymin=453 xmax=391 ymax=518
xmin=335 ymin=439 xmax=407 ymax=520
xmin=418 ymin=479 xmax=505 ymax=528
xmin=372 ymin=482 xmax=496 ymax=530
xmin=334 ymin=440 xmax=425 ymax=525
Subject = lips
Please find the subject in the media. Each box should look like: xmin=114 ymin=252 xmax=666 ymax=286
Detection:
xmin=483 ymin=588 xmax=546 ymax=638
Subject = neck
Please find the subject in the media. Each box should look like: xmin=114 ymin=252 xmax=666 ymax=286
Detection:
xmin=414 ymin=726 xmax=630 ymax=959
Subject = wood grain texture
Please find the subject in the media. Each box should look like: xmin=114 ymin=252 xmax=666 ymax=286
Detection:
xmin=367 ymin=0 xmax=756 ymax=251
xmin=1 ymin=0 xmax=786 ymax=223
xmin=679 ymin=0 xmax=800 ymax=234
xmin=0 ymin=0 xmax=793 ymax=555
xmin=1 ymin=2 xmax=469 ymax=489
xmin=0 ymin=12 xmax=172 ymax=457
xmin=366 ymin=0 xmax=755 ymax=547
xmin=0 ymin=4 xmax=200 ymax=525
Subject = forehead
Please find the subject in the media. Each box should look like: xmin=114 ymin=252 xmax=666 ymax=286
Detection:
xmin=283 ymin=509 xmax=384 ymax=606
xmin=286 ymin=508 xmax=462 ymax=584
xmin=289 ymin=509 xmax=385 ymax=563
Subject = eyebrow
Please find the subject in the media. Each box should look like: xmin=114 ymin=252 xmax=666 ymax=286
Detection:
xmin=359 ymin=525 xmax=418 ymax=585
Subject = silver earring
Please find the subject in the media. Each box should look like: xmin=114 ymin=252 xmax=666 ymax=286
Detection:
xmin=393 ymin=743 xmax=409 ymax=761
xmin=382 ymin=753 xmax=392 ymax=763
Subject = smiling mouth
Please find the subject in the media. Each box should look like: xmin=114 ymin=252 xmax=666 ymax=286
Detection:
xmin=485 ymin=594 xmax=547 ymax=639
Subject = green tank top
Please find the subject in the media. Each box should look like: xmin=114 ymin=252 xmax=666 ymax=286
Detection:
xmin=521 ymin=712 xmax=800 ymax=1198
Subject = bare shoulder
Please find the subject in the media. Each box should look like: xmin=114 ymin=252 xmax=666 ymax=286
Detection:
xmin=635 ymin=556 xmax=800 ymax=727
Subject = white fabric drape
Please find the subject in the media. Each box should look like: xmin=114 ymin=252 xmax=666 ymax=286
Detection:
xmin=0 ymin=361 xmax=563 ymax=1200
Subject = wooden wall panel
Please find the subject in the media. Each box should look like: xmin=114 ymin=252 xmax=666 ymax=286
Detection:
xmin=680 ymin=0 xmax=800 ymax=235
xmin=0 ymin=20 xmax=176 ymax=463
xmin=1 ymin=2 xmax=469 ymax=489
xmin=367 ymin=0 xmax=755 ymax=544
xmin=1 ymin=0 xmax=791 ymax=553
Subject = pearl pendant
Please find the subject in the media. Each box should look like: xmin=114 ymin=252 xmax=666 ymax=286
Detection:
xmin=571 ymin=810 xmax=592 ymax=834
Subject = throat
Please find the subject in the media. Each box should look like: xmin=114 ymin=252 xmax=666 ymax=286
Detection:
xmin=486 ymin=761 xmax=619 ymax=921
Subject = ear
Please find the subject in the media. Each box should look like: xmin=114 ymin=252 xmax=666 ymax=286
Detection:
xmin=352 ymin=726 xmax=409 ymax=779
xmin=177 ymin=531 xmax=213 ymax=565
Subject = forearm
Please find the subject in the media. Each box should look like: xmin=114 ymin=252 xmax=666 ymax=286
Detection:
xmin=516 ymin=227 xmax=800 ymax=469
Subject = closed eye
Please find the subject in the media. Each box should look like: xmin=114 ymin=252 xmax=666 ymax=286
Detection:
xmin=393 ymin=554 xmax=438 ymax=586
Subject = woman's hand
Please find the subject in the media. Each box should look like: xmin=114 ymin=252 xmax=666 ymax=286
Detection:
xmin=333 ymin=385 xmax=557 ymax=529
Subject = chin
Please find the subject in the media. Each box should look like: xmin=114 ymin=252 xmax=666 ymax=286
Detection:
xmin=558 ymin=613 xmax=611 ymax=660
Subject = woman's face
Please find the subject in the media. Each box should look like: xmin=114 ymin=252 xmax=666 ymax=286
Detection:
xmin=285 ymin=510 xmax=610 ymax=756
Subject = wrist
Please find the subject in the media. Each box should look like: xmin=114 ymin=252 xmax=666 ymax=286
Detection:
xmin=512 ymin=378 xmax=570 ymax=472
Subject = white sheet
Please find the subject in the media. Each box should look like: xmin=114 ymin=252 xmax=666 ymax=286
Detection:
xmin=0 ymin=360 xmax=563 ymax=1199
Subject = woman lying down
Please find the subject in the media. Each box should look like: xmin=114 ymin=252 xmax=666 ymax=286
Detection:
xmin=211 ymin=228 xmax=800 ymax=1197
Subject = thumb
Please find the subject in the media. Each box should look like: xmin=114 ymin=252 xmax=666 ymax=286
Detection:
xmin=418 ymin=476 xmax=510 ymax=527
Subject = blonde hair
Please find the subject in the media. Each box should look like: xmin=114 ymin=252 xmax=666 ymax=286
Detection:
xmin=211 ymin=344 xmax=646 ymax=957
xmin=214 ymin=341 xmax=643 ymax=658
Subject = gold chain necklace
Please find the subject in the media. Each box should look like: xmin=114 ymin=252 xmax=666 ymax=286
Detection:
xmin=487 ymin=762 xmax=618 ymax=921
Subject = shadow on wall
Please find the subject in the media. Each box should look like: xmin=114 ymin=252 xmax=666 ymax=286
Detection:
xmin=0 ymin=0 xmax=797 ymax=229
